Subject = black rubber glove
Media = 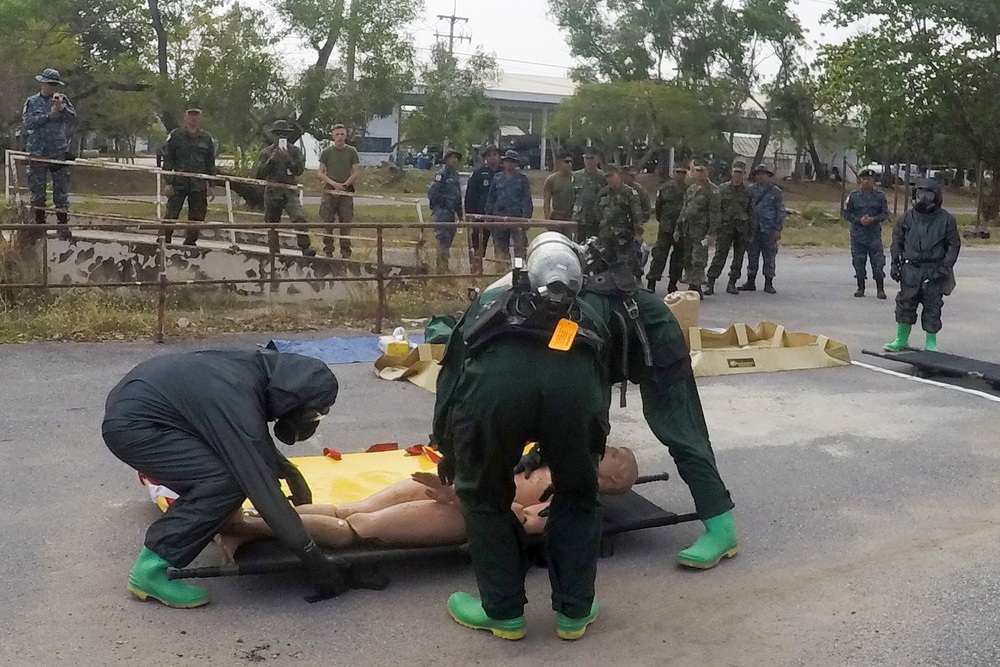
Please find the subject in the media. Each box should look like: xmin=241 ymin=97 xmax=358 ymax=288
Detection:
xmin=890 ymin=263 xmax=902 ymax=283
xmin=513 ymin=448 xmax=544 ymax=478
xmin=437 ymin=455 xmax=455 ymax=486
xmin=284 ymin=466 xmax=313 ymax=506
xmin=932 ymin=266 xmax=950 ymax=282
xmin=300 ymin=541 xmax=349 ymax=601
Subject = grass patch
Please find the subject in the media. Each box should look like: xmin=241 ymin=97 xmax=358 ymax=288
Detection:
xmin=0 ymin=276 xmax=490 ymax=344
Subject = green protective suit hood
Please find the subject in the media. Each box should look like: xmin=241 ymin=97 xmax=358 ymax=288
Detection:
xmin=261 ymin=351 xmax=339 ymax=421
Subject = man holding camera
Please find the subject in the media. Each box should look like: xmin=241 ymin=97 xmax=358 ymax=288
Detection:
xmin=21 ymin=68 xmax=76 ymax=241
xmin=254 ymin=120 xmax=316 ymax=257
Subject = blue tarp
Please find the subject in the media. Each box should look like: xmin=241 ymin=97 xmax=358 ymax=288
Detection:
xmin=265 ymin=334 xmax=426 ymax=365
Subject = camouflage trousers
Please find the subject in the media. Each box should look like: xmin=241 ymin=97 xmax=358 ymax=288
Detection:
xmin=681 ymin=235 xmax=709 ymax=286
xmin=28 ymin=162 xmax=70 ymax=210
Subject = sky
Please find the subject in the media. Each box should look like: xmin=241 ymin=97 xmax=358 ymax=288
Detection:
xmin=264 ymin=0 xmax=865 ymax=79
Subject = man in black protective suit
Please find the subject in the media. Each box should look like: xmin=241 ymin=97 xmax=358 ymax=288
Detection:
xmin=883 ymin=179 xmax=961 ymax=352
xmin=102 ymin=350 xmax=384 ymax=608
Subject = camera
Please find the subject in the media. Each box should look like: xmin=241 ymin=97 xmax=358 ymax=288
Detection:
xmin=53 ymin=92 xmax=66 ymax=103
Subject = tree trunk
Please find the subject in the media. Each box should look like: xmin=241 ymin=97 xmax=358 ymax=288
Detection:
xmin=749 ymin=94 xmax=772 ymax=169
xmin=147 ymin=0 xmax=178 ymax=132
xmin=985 ymin=166 xmax=1000 ymax=221
xmin=294 ymin=0 xmax=347 ymax=139
xmin=345 ymin=0 xmax=360 ymax=84
xmin=804 ymin=126 xmax=826 ymax=181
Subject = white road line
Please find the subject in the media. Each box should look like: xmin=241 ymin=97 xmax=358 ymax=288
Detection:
xmin=851 ymin=360 xmax=1000 ymax=404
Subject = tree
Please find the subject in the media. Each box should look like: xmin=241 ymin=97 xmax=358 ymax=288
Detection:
xmin=548 ymin=0 xmax=805 ymax=165
xmin=402 ymin=45 xmax=501 ymax=154
xmin=818 ymin=0 xmax=1000 ymax=217
xmin=185 ymin=3 xmax=288 ymax=158
xmin=274 ymin=0 xmax=421 ymax=140
xmin=769 ymin=70 xmax=831 ymax=180
xmin=549 ymin=80 xmax=725 ymax=167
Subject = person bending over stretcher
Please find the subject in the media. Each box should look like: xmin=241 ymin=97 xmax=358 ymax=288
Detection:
xmin=103 ymin=350 xmax=381 ymax=610
xmin=217 ymin=446 xmax=639 ymax=559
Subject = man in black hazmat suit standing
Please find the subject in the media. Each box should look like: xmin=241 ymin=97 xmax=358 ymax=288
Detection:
xmin=102 ymin=350 xmax=378 ymax=608
xmin=883 ymin=179 xmax=961 ymax=353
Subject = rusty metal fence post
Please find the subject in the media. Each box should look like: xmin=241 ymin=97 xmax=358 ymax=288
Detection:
xmin=375 ymin=226 xmax=386 ymax=334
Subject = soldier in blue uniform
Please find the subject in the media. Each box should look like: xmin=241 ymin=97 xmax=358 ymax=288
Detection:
xmin=739 ymin=164 xmax=786 ymax=294
xmin=428 ymin=149 xmax=464 ymax=272
xmin=464 ymin=145 xmax=502 ymax=272
xmin=21 ymin=68 xmax=76 ymax=241
xmin=486 ymin=150 xmax=534 ymax=262
xmin=842 ymin=168 xmax=890 ymax=299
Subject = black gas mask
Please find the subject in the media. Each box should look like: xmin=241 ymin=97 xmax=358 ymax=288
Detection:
xmin=913 ymin=188 xmax=937 ymax=213
xmin=274 ymin=405 xmax=329 ymax=445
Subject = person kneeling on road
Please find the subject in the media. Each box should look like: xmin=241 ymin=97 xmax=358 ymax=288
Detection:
xmin=883 ymin=179 xmax=960 ymax=353
xmin=433 ymin=233 xmax=610 ymax=641
xmin=102 ymin=349 xmax=382 ymax=608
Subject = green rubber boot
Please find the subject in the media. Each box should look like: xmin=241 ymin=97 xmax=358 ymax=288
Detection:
xmin=677 ymin=511 xmax=739 ymax=569
xmin=883 ymin=323 xmax=912 ymax=352
xmin=127 ymin=547 xmax=210 ymax=609
xmin=557 ymin=599 xmax=599 ymax=640
xmin=447 ymin=592 xmax=526 ymax=640
xmin=925 ymin=332 xmax=938 ymax=352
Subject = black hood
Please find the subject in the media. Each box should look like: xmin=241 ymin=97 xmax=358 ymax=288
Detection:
xmin=260 ymin=351 xmax=338 ymax=420
xmin=914 ymin=178 xmax=943 ymax=209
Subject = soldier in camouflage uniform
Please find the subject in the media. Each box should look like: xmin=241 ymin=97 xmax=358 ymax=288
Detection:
xmin=647 ymin=165 xmax=688 ymax=293
xmin=485 ymin=150 xmax=534 ymax=262
xmin=675 ymin=159 xmax=721 ymax=298
xmin=253 ymin=120 xmax=316 ymax=257
xmin=428 ymin=149 xmax=464 ymax=272
xmin=572 ymin=148 xmax=606 ymax=242
xmin=161 ymin=107 xmax=217 ymax=246
xmin=621 ymin=165 xmax=652 ymax=223
xmin=596 ymin=165 xmax=645 ymax=277
xmin=706 ymin=161 xmax=754 ymax=296
xmin=21 ymin=68 xmax=76 ymax=241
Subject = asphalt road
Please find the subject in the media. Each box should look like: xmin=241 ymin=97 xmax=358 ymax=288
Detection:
xmin=2 ymin=248 xmax=1000 ymax=666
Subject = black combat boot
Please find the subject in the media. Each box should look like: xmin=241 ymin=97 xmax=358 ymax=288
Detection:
xmin=666 ymin=280 xmax=678 ymax=294
xmin=854 ymin=278 xmax=865 ymax=298
xmin=646 ymin=277 xmax=658 ymax=292
xmin=688 ymin=284 xmax=704 ymax=300
xmin=763 ymin=278 xmax=776 ymax=294
xmin=704 ymin=281 xmax=715 ymax=296
xmin=738 ymin=277 xmax=756 ymax=291
xmin=297 ymin=235 xmax=316 ymax=257
xmin=875 ymin=278 xmax=887 ymax=300
xmin=726 ymin=279 xmax=739 ymax=295
xmin=55 ymin=212 xmax=72 ymax=241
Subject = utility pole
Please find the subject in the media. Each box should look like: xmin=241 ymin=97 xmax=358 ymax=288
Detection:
xmin=435 ymin=0 xmax=470 ymax=54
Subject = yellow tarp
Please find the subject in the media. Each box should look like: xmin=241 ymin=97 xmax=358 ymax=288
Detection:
xmin=688 ymin=321 xmax=851 ymax=377
xmin=246 ymin=449 xmax=440 ymax=509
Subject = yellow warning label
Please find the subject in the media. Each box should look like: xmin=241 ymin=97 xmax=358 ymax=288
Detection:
xmin=548 ymin=318 xmax=579 ymax=351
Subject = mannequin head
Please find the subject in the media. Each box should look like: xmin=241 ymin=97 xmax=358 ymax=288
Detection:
xmin=597 ymin=446 xmax=639 ymax=495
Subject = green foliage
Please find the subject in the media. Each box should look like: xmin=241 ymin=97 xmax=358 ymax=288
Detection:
xmin=549 ymin=80 xmax=725 ymax=165
xmin=402 ymin=44 xmax=501 ymax=153
xmin=817 ymin=0 xmax=1000 ymax=214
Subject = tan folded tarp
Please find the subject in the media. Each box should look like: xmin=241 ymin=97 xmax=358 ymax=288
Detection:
xmin=665 ymin=291 xmax=701 ymax=344
xmin=373 ymin=344 xmax=446 ymax=392
xmin=688 ymin=322 xmax=851 ymax=377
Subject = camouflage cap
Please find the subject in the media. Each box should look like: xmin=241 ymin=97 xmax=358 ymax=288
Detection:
xmin=500 ymin=149 xmax=522 ymax=164
xmin=752 ymin=163 xmax=775 ymax=175
xmin=690 ymin=157 xmax=709 ymax=169
xmin=269 ymin=119 xmax=297 ymax=136
xmin=732 ymin=160 xmax=747 ymax=171
xmin=603 ymin=164 xmax=622 ymax=176
xmin=480 ymin=144 xmax=499 ymax=156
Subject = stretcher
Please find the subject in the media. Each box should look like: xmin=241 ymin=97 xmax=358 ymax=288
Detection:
xmin=862 ymin=348 xmax=1000 ymax=392
xmin=163 ymin=446 xmax=698 ymax=582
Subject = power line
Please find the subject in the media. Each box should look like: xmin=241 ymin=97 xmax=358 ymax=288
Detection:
xmin=434 ymin=0 xmax=471 ymax=55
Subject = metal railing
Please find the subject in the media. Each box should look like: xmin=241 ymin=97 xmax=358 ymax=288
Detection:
xmin=2 ymin=151 xmax=576 ymax=342
xmin=0 ymin=217 xmax=575 ymax=342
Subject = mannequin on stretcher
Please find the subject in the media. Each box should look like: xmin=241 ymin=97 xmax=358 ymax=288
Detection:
xmin=217 ymin=446 xmax=639 ymax=561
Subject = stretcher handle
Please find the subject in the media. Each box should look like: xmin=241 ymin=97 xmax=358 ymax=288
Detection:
xmin=635 ymin=472 xmax=670 ymax=485
xmin=168 ymin=560 xmax=304 ymax=579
